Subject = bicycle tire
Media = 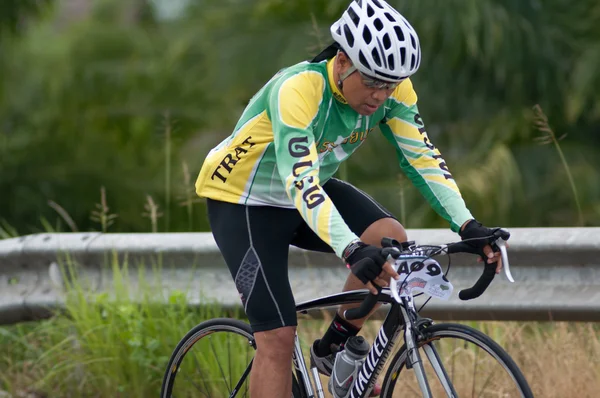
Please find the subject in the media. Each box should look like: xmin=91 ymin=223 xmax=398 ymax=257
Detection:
xmin=160 ymin=318 xmax=304 ymax=398
xmin=380 ymin=323 xmax=533 ymax=398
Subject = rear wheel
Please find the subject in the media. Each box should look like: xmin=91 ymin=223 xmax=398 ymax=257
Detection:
xmin=381 ymin=323 xmax=533 ymax=397
xmin=160 ymin=318 xmax=303 ymax=397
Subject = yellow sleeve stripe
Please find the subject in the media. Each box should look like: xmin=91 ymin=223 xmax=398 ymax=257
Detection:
xmin=387 ymin=117 xmax=417 ymax=136
xmin=277 ymin=71 xmax=325 ymax=129
xmin=428 ymin=179 xmax=460 ymax=190
xmin=314 ymin=198 xmax=333 ymax=247
xmin=408 ymin=155 xmax=440 ymax=170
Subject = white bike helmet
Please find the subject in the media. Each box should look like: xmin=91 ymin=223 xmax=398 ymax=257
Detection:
xmin=331 ymin=0 xmax=421 ymax=82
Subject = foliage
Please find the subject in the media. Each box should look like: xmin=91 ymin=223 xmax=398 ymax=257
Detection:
xmin=0 ymin=0 xmax=54 ymax=38
xmin=0 ymin=0 xmax=599 ymax=235
xmin=0 ymin=258 xmax=232 ymax=396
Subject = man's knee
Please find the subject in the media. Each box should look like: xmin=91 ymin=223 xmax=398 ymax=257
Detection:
xmin=360 ymin=217 xmax=408 ymax=247
xmin=254 ymin=326 xmax=296 ymax=359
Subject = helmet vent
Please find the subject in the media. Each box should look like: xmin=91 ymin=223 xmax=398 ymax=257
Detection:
xmin=394 ymin=26 xmax=404 ymax=41
xmin=366 ymin=5 xmax=374 ymax=17
xmin=348 ymin=7 xmax=360 ymax=27
xmin=336 ymin=26 xmax=342 ymax=35
xmin=362 ymin=26 xmax=372 ymax=44
xmin=358 ymin=50 xmax=370 ymax=70
xmin=400 ymin=47 xmax=406 ymax=65
xmin=372 ymin=48 xmax=382 ymax=67
xmin=371 ymin=0 xmax=383 ymax=8
xmin=410 ymin=34 xmax=416 ymax=49
xmin=410 ymin=54 xmax=416 ymax=70
xmin=387 ymin=54 xmax=395 ymax=70
xmin=344 ymin=25 xmax=355 ymax=47
xmin=382 ymin=33 xmax=391 ymax=49
xmin=384 ymin=12 xmax=396 ymax=22
xmin=374 ymin=18 xmax=383 ymax=31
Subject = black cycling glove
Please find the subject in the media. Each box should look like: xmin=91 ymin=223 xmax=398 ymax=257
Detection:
xmin=458 ymin=219 xmax=510 ymax=260
xmin=342 ymin=241 xmax=388 ymax=284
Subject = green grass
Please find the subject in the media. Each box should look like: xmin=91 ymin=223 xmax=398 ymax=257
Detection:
xmin=0 ymin=255 xmax=242 ymax=397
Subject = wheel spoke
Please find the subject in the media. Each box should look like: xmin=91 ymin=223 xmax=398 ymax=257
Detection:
xmin=245 ymin=346 xmax=250 ymax=397
xmin=182 ymin=359 xmax=211 ymax=398
xmin=191 ymin=351 xmax=213 ymax=397
xmin=471 ymin=341 xmax=479 ymax=398
xmin=451 ymin=337 xmax=456 ymax=388
xmin=228 ymin=332 xmax=232 ymax=392
xmin=211 ymin=336 xmax=233 ymax=395
xmin=230 ymin=358 xmax=253 ymax=398
xmin=476 ymin=369 xmax=497 ymax=398
xmin=423 ymin=342 xmax=458 ymax=397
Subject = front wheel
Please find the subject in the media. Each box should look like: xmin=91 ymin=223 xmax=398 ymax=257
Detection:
xmin=380 ymin=323 xmax=533 ymax=397
xmin=160 ymin=318 xmax=304 ymax=398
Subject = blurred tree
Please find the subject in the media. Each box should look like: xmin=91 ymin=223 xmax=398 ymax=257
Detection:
xmin=0 ymin=0 xmax=54 ymax=37
xmin=55 ymin=0 xmax=92 ymax=23
xmin=0 ymin=0 xmax=217 ymax=233
xmin=0 ymin=0 xmax=599 ymax=234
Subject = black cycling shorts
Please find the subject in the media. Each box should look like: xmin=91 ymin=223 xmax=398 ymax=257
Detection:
xmin=207 ymin=178 xmax=397 ymax=332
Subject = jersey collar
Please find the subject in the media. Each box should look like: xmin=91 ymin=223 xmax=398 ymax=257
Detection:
xmin=327 ymin=56 xmax=348 ymax=105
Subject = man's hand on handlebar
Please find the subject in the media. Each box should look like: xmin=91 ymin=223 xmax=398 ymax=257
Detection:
xmin=342 ymin=240 xmax=400 ymax=294
xmin=459 ymin=219 xmax=511 ymax=274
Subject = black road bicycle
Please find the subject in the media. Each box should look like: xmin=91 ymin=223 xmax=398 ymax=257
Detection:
xmin=161 ymin=232 xmax=534 ymax=397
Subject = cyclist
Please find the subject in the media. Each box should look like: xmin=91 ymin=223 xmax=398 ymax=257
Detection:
xmin=195 ymin=0 xmax=506 ymax=396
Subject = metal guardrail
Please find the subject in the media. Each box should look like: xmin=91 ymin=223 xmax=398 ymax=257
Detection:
xmin=1 ymin=228 xmax=599 ymax=325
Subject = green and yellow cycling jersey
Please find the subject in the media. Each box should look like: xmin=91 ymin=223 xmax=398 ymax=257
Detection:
xmin=195 ymin=56 xmax=473 ymax=258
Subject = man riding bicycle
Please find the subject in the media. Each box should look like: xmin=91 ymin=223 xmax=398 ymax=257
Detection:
xmin=195 ymin=0 xmax=507 ymax=396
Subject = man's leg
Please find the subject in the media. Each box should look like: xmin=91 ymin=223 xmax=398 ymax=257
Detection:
xmin=252 ymin=326 xmax=296 ymax=397
xmin=207 ymin=199 xmax=302 ymax=398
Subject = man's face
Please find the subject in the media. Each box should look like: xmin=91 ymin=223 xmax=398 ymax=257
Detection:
xmin=336 ymin=53 xmax=396 ymax=116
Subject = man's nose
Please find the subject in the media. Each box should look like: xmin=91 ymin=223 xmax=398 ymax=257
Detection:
xmin=371 ymin=88 xmax=389 ymax=102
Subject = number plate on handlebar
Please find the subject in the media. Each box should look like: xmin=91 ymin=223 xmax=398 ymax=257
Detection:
xmin=391 ymin=257 xmax=454 ymax=301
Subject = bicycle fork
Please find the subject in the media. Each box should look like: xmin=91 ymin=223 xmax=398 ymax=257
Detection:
xmin=401 ymin=297 xmax=433 ymax=397
xmin=400 ymin=297 xmax=458 ymax=398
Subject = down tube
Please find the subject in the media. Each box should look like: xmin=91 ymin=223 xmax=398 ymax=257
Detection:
xmin=349 ymin=303 xmax=404 ymax=398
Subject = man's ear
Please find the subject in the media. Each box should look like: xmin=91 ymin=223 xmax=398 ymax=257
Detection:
xmin=336 ymin=51 xmax=351 ymax=73
xmin=337 ymin=51 xmax=349 ymax=67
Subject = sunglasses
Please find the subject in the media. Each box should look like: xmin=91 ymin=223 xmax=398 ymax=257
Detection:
xmin=357 ymin=70 xmax=403 ymax=90
xmin=337 ymin=52 xmax=405 ymax=91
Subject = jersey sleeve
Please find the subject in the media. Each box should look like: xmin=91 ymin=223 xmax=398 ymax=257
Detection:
xmin=268 ymin=71 xmax=360 ymax=258
xmin=379 ymin=79 xmax=473 ymax=232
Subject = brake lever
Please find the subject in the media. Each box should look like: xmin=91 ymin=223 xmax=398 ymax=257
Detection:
xmin=496 ymin=238 xmax=514 ymax=282
xmin=388 ymin=256 xmax=402 ymax=303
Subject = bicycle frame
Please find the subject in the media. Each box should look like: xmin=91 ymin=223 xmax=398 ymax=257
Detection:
xmin=292 ymin=288 xmax=433 ymax=398
xmin=231 ymin=236 xmax=513 ymax=398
